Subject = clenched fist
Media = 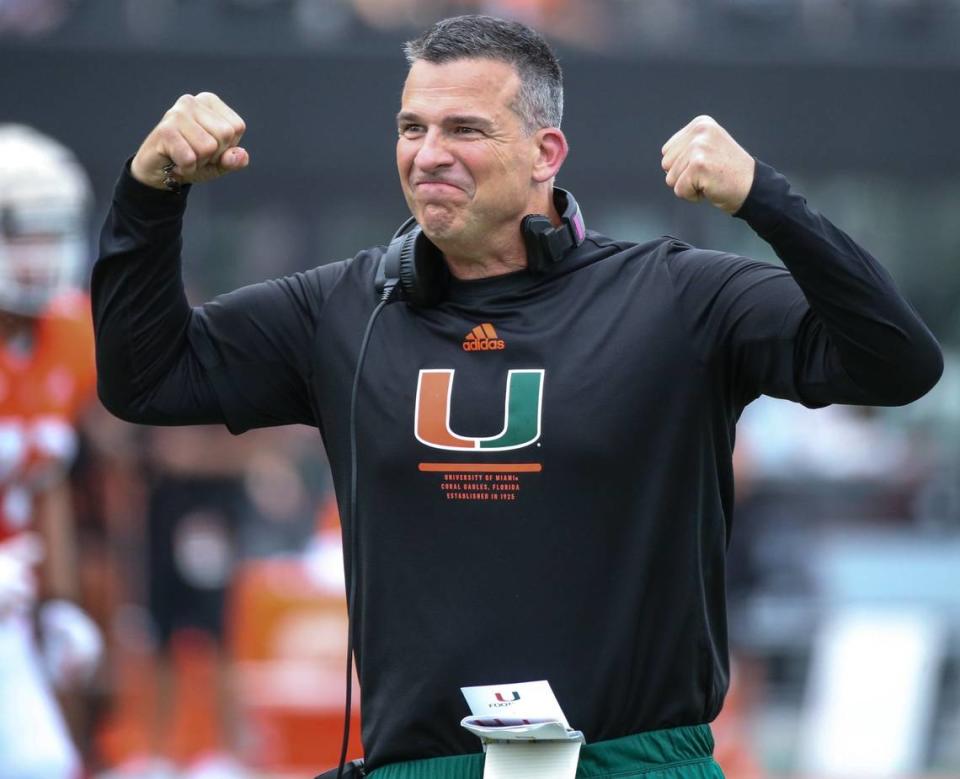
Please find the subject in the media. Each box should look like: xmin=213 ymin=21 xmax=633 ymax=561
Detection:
xmin=131 ymin=92 xmax=248 ymax=190
xmin=661 ymin=116 xmax=755 ymax=214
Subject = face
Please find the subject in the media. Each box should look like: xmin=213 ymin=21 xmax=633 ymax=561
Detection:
xmin=397 ymin=58 xmax=542 ymax=250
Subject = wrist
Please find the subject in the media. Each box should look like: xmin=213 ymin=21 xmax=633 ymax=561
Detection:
xmin=723 ymin=156 xmax=756 ymax=215
xmin=732 ymin=159 xmax=790 ymax=235
xmin=130 ymin=152 xmax=168 ymax=191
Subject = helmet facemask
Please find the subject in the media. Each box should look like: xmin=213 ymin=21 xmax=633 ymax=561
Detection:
xmin=0 ymin=125 xmax=91 ymax=317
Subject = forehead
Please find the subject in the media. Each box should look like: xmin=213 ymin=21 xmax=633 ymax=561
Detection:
xmin=401 ymin=58 xmax=521 ymax=119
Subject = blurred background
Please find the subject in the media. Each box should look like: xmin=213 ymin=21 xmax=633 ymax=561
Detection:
xmin=1 ymin=0 xmax=958 ymax=777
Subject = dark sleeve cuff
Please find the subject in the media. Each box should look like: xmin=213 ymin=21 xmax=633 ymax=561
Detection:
xmin=113 ymin=157 xmax=192 ymax=220
xmin=732 ymin=159 xmax=793 ymax=238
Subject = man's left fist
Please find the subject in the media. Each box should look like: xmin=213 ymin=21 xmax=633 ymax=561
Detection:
xmin=661 ymin=116 xmax=756 ymax=214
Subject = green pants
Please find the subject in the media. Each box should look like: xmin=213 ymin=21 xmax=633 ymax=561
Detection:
xmin=367 ymin=725 xmax=725 ymax=779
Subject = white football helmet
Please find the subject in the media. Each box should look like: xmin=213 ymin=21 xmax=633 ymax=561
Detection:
xmin=0 ymin=125 xmax=91 ymax=316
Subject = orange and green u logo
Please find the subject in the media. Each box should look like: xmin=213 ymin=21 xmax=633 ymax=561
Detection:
xmin=415 ymin=369 xmax=544 ymax=451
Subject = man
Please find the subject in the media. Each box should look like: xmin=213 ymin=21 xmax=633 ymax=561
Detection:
xmin=0 ymin=124 xmax=103 ymax=779
xmin=92 ymin=15 xmax=942 ymax=779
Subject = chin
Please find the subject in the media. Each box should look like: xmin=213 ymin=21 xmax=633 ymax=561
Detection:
xmin=418 ymin=205 xmax=460 ymax=240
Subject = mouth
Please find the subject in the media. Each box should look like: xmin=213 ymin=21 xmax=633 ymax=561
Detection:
xmin=414 ymin=180 xmax=465 ymax=194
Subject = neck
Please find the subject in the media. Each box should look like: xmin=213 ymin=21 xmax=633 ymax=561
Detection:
xmin=442 ymin=239 xmax=528 ymax=281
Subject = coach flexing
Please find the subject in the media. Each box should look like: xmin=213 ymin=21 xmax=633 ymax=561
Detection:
xmin=93 ymin=14 xmax=942 ymax=779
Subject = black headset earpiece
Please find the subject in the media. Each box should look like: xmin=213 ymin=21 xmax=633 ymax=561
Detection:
xmin=376 ymin=187 xmax=585 ymax=307
xmin=375 ymin=217 xmax=450 ymax=307
xmin=521 ymin=187 xmax=586 ymax=275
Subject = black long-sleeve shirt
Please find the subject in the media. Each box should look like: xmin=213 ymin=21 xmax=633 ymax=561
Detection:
xmin=92 ymin=160 xmax=942 ymax=771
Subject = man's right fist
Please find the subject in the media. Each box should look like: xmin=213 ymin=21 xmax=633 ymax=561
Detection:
xmin=131 ymin=92 xmax=248 ymax=190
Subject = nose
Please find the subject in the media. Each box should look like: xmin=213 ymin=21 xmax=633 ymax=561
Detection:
xmin=413 ymin=126 xmax=454 ymax=172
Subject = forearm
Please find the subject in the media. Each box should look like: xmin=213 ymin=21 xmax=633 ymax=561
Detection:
xmin=736 ymin=161 xmax=943 ymax=406
xmin=92 ymin=163 xmax=224 ymax=425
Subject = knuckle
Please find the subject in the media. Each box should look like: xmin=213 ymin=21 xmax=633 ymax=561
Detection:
xmin=692 ymin=136 xmax=713 ymax=157
xmin=207 ymin=122 xmax=228 ymax=144
xmin=196 ymin=91 xmax=220 ymax=102
xmin=175 ymin=149 xmax=197 ymax=169
xmin=176 ymin=93 xmax=196 ymax=107
xmin=157 ymin=124 xmax=180 ymax=144
xmin=217 ymin=120 xmax=236 ymax=142
xmin=197 ymin=136 xmax=218 ymax=157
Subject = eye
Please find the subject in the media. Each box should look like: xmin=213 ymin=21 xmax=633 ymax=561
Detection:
xmin=399 ymin=123 xmax=424 ymax=138
xmin=454 ymin=126 xmax=482 ymax=136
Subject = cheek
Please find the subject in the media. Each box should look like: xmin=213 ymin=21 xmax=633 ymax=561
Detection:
xmin=457 ymin=147 xmax=503 ymax=192
xmin=396 ymin=141 xmax=415 ymax=180
xmin=486 ymin=150 xmax=528 ymax=200
xmin=490 ymin=143 xmax=529 ymax=179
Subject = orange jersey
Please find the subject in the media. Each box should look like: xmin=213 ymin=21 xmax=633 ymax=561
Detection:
xmin=0 ymin=291 xmax=96 ymax=539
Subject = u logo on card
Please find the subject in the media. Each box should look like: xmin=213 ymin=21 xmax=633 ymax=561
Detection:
xmin=414 ymin=369 xmax=544 ymax=452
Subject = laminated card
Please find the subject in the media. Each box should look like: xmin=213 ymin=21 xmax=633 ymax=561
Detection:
xmin=460 ymin=681 xmax=584 ymax=779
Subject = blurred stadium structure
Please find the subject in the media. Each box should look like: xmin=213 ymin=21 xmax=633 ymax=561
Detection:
xmin=2 ymin=1 xmax=959 ymax=777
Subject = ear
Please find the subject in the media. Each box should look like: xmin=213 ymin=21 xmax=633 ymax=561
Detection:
xmin=531 ymin=127 xmax=568 ymax=184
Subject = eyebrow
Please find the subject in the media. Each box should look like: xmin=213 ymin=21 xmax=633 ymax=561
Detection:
xmin=396 ymin=111 xmax=495 ymax=131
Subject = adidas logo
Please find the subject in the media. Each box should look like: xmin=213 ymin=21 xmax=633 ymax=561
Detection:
xmin=462 ymin=323 xmax=506 ymax=352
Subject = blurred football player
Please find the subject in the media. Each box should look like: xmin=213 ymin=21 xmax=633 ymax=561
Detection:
xmin=0 ymin=124 xmax=103 ymax=779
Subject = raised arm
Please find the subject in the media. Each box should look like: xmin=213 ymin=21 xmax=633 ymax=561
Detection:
xmin=93 ymin=94 xmax=320 ymax=432
xmin=661 ymin=115 xmax=943 ymax=408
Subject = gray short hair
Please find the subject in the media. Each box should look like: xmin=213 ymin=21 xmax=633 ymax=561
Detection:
xmin=403 ymin=15 xmax=563 ymax=134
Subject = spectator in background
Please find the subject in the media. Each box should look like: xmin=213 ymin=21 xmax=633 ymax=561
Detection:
xmin=350 ymin=0 xmax=608 ymax=47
